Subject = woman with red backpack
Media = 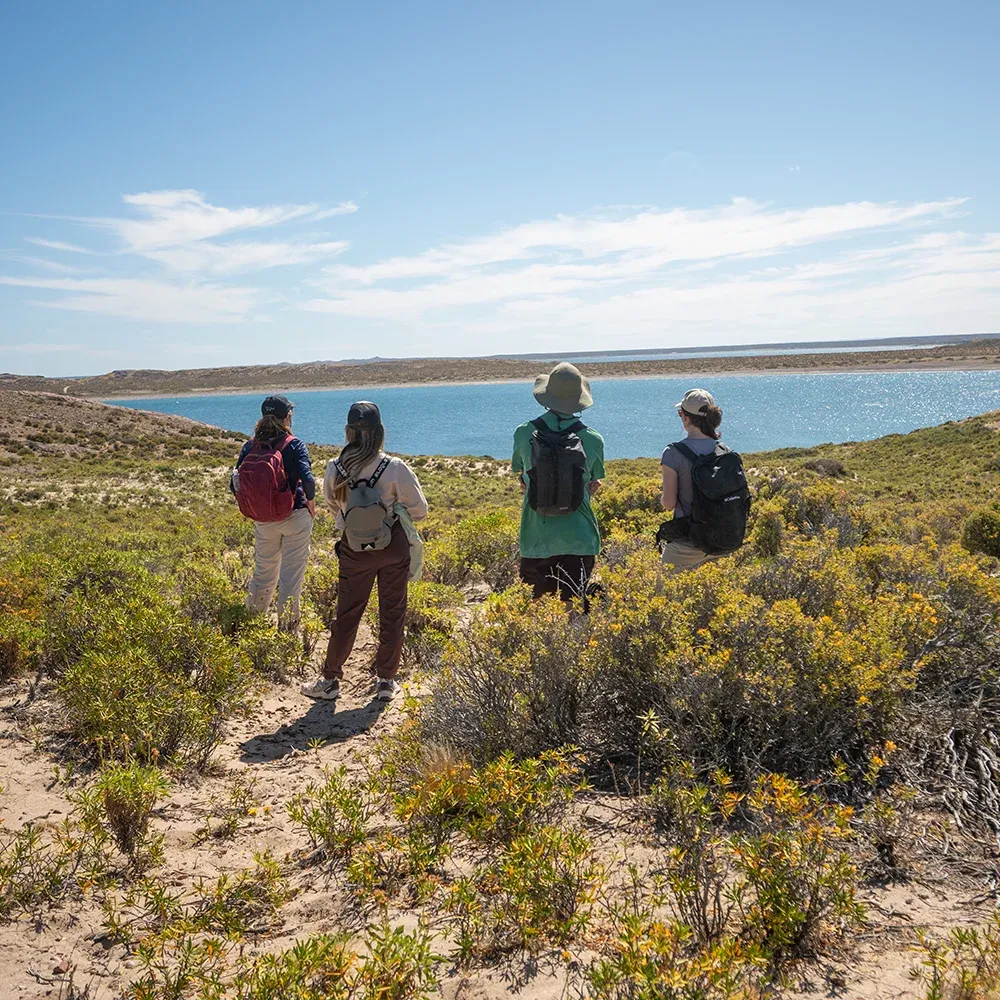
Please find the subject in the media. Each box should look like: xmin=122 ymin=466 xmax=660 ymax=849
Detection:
xmin=231 ymin=394 xmax=316 ymax=629
xmin=301 ymin=401 xmax=427 ymax=705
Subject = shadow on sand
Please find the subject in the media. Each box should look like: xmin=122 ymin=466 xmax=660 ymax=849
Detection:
xmin=238 ymin=698 xmax=388 ymax=763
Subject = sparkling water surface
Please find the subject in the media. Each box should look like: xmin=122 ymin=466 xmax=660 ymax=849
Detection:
xmin=107 ymin=370 xmax=1000 ymax=460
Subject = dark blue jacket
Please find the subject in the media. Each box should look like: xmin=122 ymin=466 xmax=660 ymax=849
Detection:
xmin=233 ymin=436 xmax=316 ymax=510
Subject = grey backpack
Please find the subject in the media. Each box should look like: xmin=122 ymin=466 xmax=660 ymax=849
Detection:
xmin=335 ymin=456 xmax=395 ymax=551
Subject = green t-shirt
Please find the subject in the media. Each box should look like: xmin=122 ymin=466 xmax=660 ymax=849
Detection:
xmin=511 ymin=411 xmax=606 ymax=558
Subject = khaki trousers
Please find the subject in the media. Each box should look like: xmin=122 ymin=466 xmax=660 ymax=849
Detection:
xmin=660 ymin=537 xmax=719 ymax=573
xmin=247 ymin=507 xmax=314 ymax=622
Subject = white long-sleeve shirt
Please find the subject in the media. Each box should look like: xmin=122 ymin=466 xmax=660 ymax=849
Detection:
xmin=323 ymin=453 xmax=429 ymax=529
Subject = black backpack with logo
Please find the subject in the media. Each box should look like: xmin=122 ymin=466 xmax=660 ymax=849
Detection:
xmin=528 ymin=417 xmax=588 ymax=516
xmin=671 ymin=441 xmax=751 ymax=554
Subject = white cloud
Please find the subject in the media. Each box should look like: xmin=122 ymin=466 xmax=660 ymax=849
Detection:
xmin=0 ymin=275 xmax=260 ymax=324
xmin=6 ymin=191 xmax=998 ymax=346
xmin=5 ymin=189 xmax=357 ymax=322
xmin=313 ymin=201 xmax=359 ymax=220
xmin=25 ymin=237 xmax=97 ymax=254
xmin=104 ymin=189 xmax=327 ymax=251
xmin=0 ymin=253 xmax=94 ymax=275
xmin=304 ymin=197 xmax=970 ymax=322
xmin=142 ymin=239 xmax=350 ymax=275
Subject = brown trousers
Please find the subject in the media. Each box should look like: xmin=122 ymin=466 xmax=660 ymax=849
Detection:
xmin=323 ymin=521 xmax=411 ymax=681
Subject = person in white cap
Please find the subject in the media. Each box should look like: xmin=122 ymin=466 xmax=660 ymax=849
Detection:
xmin=659 ymin=388 xmax=727 ymax=571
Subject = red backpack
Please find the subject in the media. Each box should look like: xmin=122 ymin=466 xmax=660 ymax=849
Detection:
xmin=235 ymin=434 xmax=296 ymax=522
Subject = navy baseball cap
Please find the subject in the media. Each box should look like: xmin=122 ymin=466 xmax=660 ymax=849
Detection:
xmin=261 ymin=394 xmax=293 ymax=418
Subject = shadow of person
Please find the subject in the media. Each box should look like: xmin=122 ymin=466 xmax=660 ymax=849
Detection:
xmin=238 ymin=697 xmax=389 ymax=763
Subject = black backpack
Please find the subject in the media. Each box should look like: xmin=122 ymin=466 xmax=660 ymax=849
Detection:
xmin=672 ymin=441 xmax=751 ymax=554
xmin=528 ymin=417 xmax=588 ymax=516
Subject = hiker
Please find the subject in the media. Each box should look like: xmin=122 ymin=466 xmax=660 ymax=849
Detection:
xmin=658 ymin=388 xmax=750 ymax=571
xmin=301 ymin=401 xmax=427 ymax=704
xmin=512 ymin=362 xmax=605 ymax=605
xmin=231 ymin=394 xmax=316 ymax=628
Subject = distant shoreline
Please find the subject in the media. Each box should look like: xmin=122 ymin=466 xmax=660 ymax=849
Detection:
xmin=92 ymin=356 xmax=1000 ymax=401
xmin=7 ymin=338 xmax=1000 ymax=400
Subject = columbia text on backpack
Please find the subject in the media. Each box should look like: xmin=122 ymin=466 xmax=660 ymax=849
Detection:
xmin=672 ymin=441 xmax=751 ymax=554
xmin=527 ymin=417 xmax=588 ymax=516
xmin=337 ymin=456 xmax=395 ymax=550
xmin=234 ymin=434 xmax=295 ymax=523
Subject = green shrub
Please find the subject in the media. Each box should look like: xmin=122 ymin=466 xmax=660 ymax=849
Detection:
xmin=0 ymin=822 xmax=73 ymax=918
xmin=423 ymin=511 xmax=519 ymax=590
xmin=750 ymin=501 xmax=784 ymax=557
xmin=198 ymin=771 xmax=262 ymax=841
xmin=592 ymin=478 xmax=662 ymax=537
xmin=911 ymin=913 xmax=1000 ymax=1000
xmin=122 ymin=925 xmax=441 ymax=1000
xmin=389 ymin=746 xmax=583 ymax=849
xmin=417 ymin=587 xmax=598 ymax=763
xmin=176 ymin=561 xmax=249 ymax=634
xmin=192 ymin=853 xmax=290 ymax=937
xmin=447 ymin=825 xmax=600 ymax=961
xmin=733 ymin=774 xmax=863 ymax=966
xmin=304 ymin=556 xmax=340 ymax=629
xmin=288 ymin=766 xmax=375 ymax=860
xmin=961 ymin=507 xmax=1000 ymax=558
xmin=586 ymin=918 xmax=762 ymax=1000
xmin=60 ymin=631 xmax=254 ymax=769
xmin=0 ymin=611 xmax=42 ymax=681
xmin=234 ymin=616 xmax=304 ymax=681
xmin=77 ymin=760 xmax=168 ymax=869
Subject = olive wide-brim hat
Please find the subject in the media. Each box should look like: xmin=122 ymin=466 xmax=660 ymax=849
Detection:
xmin=532 ymin=362 xmax=593 ymax=413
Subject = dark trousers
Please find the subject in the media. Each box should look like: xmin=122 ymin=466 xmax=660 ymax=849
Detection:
xmin=519 ymin=554 xmax=595 ymax=604
xmin=323 ymin=522 xmax=411 ymax=681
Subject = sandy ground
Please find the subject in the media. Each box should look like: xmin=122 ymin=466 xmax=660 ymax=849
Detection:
xmin=2 ymin=614 xmax=996 ymax=1000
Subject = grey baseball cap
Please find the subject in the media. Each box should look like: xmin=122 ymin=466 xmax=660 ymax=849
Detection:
xmin=675 ymin=388 xmax=717 ymax=415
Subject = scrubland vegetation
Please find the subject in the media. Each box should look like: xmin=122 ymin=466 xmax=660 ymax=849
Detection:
xmin=3 ymin=391 xmax=1000 ymax=998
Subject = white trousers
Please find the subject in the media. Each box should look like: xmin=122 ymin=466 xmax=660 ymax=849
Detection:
xmin=247 ymin=508 xmax=314 ymax=622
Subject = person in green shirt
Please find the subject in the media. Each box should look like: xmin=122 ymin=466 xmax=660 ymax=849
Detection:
xmin=511 ymin=362 xmax=605 ymax=604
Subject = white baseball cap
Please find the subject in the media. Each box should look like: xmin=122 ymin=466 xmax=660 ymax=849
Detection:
xmin=675 ymin=388 xmax=717 ymax=415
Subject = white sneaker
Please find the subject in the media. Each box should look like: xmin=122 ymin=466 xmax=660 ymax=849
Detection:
xmin=301 ymin=677 xmax=340 ymax=701
xmin=374 ymin=678 xmax=400 ymax=702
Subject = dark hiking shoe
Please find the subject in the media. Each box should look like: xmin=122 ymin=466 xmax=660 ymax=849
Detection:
xmin=301 ymin=677 xmax=340 ymax=701
xmin=374 ymin=678 xmax=400 ymax=702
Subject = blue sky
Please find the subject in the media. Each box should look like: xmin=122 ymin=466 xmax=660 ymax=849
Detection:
xmin=2 ymin=1 xmax=998 ymax=376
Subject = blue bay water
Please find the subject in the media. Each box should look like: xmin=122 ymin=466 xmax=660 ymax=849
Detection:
xmin=107 ymin=370 xmax=1000 ymax=460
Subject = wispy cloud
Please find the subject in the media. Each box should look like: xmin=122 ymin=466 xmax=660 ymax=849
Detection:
xmin=304 ymin=197 xmax=970 ymax=321
xmin=25 ymin=237 xmax=97 ymax=254
xmin=142 ymin=239 xmax=350 ymax=276
xmin=0 ymin=275 xmax=260 ymax=324
xmin=5 ymin=189 xmax=356 ymax=321
xmin=5 ymin=191 xmax=998 ymax=346
xmin=103 ymin=189 xmax=330 ymax=251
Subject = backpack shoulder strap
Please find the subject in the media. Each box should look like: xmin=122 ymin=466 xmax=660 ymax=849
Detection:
xmin=671 ymin=441 xmax=700 ymax=464
xmin=714 ymin=441 xmax=731 ymax=455
xmin=367 ymin=455 xmax=392 ymax=488
xmin=565 ymin=421 xmax=585 ymax=434
xmin=530 ymin=416 xmax=549 ymax=432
